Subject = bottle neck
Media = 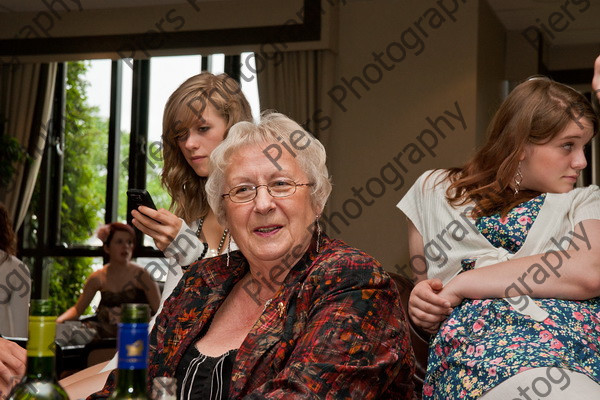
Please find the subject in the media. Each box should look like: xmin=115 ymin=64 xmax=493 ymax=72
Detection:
xmin=115 ymin=320 xmax=149 ymax=396
xmin=25 ymin=356 xmax=56 ymax=380
xmin=26 ymin=313 xmax=57 ymax=381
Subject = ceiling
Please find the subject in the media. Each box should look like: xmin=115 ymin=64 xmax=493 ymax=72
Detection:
xmin=1 ymin=0 xmax=599 ymax=46
xmin=486 ymin=0 xmax=600 ymax=46
xmin=0 ymin=0 xmax=209 ymax=13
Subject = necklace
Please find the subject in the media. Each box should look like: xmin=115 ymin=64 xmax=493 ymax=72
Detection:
xmin=247 ymin=274 xmax=272 ymax=302
xmin=246 ymin=274 xmax=274 ymax=311
xmin=196 ymin=218 xmax=229 ymax=259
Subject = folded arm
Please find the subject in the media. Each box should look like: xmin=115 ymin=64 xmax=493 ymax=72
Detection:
xmin=441 ymin=219 xmax=600 ymax=304
xmin=406 ymin=219 xmax=453 ymax=333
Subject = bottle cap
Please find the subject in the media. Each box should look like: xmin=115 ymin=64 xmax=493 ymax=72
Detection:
xmin=121 ymin=303 xmax=150 ymax=324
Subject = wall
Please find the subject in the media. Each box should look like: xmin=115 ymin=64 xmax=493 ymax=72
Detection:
xmin=324 ymin=0 xmax=483 ymax=276
xmin=504 ymin=3 xmax=600 ymax=82
xmin=475 ymin=0 xmax=506 ymax=147
xmin=1 ymin=0 xmax=511 ymax=277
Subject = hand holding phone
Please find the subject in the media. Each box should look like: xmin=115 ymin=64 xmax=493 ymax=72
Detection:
xmin=128 ymin=189 xmax=182 ymax=251
xmin=127 ymin=189 xmax=157 ymax=210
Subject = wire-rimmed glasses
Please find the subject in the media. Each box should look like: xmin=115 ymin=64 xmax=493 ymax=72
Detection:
xmin=222 ymin=179 xmax=314 ymax=203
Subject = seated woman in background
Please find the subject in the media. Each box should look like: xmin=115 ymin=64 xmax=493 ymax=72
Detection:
xmin=398 ymin=77 xmax=600 ymax=399
xmin=57 ymin=222 xmax=161 ymax=338
xmin=91 ymin=113 xmax=416 ymax=399
xmin=0 ymin=203 xmax=30 ymax=339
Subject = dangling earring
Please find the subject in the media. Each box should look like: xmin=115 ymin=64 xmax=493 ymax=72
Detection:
xmin=315 ymin=216 xmax=321 ymax=253
xmin=226 ymin=235 xmax=231 ymax=267
xmin=514 ymin=162 xmax=523 ymax=196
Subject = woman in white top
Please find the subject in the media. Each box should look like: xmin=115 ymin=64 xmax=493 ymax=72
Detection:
xmin=398 ymin=76 xmax=600 ymax=399
xmin=0 ymin=204 xmax=29 ymax=398
xmin=131 ymin=72 xmax=253 ymax=303
xmin=0 ymin=204 xmax=30 ymax=339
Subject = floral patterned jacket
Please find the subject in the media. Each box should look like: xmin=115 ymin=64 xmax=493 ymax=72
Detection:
xmin=89 ymin=235 xmax=416 ymax=399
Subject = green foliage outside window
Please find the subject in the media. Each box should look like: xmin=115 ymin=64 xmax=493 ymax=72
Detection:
xmin=0 ymin=135 xmax=29 ymax=188
xmin=30 ymin=60 xmax=170 ymax=314
xmin=47 ymin=61 xmax=107 ymax=314
xmin=146 ymin=154 xmax=169 ymax=211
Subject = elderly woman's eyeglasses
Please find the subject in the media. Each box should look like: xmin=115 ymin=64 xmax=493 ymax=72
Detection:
xmin=222 ymin=179 xmax=314 ymax=203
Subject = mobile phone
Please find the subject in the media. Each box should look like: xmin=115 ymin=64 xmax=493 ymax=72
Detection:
xmin=127 ymin=189 xmax=157 ymax=210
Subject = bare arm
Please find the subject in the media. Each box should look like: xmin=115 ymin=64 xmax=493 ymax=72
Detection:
xmin=406 ymin=219 xmax=453 ymax=334
xmin=441 ymin=219 xmax=600 ymax=304
xmin=407 ymin=219 xmax=427 ymax=283
xmin=0 ymin=338 xmax=26 ymax=398
xmin=57 ymin=272 xmax=102 ymax=323
xmin=136 ymin=268 xmax=161 ymax=315
xmin=592 ymin=55 xmax=600 ymax=102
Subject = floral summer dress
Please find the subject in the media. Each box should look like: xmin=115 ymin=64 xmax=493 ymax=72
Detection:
xmin=423 ymin=194 xmax=600 ymax=399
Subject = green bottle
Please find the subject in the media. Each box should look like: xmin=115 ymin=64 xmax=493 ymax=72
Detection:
xmin=8 ymin=299 xmax=68 ymax=400
xmin=109 ymin=303 xmax=151 ymax=400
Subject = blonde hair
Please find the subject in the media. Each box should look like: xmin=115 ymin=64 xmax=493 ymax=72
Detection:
xmin=206 ymin=112 xmax=332 ymax=224
xmin=161 ymin=72 xmax=252 ymax=222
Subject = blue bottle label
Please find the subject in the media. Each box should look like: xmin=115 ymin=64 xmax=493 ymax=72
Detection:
xmin=118 ymin=322 xmax=149 ymax=369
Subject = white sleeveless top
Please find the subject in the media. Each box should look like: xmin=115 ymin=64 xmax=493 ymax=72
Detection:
xmin=397 ymin=169 xmax=600 ymax=321
xmin=397 ymin=169 xmax=600 ymax=284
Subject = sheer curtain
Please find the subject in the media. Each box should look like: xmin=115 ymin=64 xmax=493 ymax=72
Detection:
xmin=0 ymin=62 xmax=57 ymax=229
xmin=256 ymin=50 xmax=336 ymax=148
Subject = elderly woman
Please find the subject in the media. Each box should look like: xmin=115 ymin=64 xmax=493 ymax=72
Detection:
xmin=91 ymin=113 xmax=415 ymax=399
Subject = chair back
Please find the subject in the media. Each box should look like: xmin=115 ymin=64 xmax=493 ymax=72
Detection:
xmin=389 ymin=272 xmax=431 ymax=399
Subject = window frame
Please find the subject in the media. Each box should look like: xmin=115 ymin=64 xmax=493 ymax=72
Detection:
xmin=19 ymin=55 xmax=244 ymax=299
xmin=16 ymin=0 xmax=323 ymax=298
xmin=0 ymin=0 xmax=322 ymax=59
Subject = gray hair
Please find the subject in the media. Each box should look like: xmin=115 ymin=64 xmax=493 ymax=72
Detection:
xmin=206 ymin=112 xmax=332 ymax=224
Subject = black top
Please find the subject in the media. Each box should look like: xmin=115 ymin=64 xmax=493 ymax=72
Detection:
xmin=94 ymin=288 xmax=149 ymax=338
xmin=175 ymin=341 xmax=237 ymax=400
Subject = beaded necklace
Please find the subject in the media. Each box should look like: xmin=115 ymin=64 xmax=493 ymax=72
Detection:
xmin=196 ymin=218 xmax=228 ymax=259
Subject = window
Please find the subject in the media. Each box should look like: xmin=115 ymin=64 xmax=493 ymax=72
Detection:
xmin=20 ymin=54 xmax=259 ymax=307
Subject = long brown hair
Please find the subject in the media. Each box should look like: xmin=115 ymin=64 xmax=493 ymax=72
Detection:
xmin=0 ymin=204 xmax=17 ymax=260
xmin=444 ymin=77 xmax=599 ymax=217
xmin=161 ymin=73 xmax=252 ymax=223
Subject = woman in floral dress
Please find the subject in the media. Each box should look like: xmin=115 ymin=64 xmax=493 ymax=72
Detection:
xmin=398 ymin=77 xmax=600 ymax=399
